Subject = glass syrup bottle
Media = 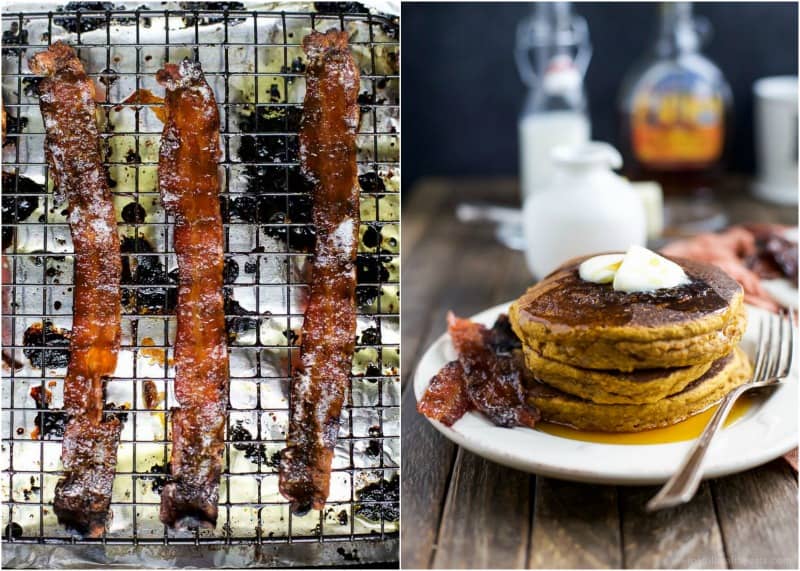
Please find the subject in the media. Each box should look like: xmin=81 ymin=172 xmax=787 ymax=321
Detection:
xmin=618 ymin=2 xmax=732 ymax=199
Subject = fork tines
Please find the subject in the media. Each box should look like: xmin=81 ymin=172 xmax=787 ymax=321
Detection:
xmin=753 ymin=308 xmax=795 ymax=383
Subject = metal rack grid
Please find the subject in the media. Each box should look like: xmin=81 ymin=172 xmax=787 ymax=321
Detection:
xmin=1 ymin=4 xmax=399 ymax=566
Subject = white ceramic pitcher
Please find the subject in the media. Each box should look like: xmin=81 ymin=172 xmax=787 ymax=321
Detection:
xmin=522 ymin=142 xmax=647 ymax=279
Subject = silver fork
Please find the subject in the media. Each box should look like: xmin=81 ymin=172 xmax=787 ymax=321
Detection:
xmin=647 ymin=308 xmax=796 ymax=512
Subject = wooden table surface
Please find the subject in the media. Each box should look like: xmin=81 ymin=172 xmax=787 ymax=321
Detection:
xmin=400 ymin=177 xmax=799 ymax=569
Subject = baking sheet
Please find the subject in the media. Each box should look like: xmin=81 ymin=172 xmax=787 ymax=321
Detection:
xmin=1 ymin=2 xmax=399 ymax=567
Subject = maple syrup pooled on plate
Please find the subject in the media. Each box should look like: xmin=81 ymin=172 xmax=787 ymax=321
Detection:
xmin=536 ymin=394 xmax=756 ymax=445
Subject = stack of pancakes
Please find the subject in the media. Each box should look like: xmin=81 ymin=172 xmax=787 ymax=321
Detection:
xmin=509 ymin=256 xmax=752 ymax=432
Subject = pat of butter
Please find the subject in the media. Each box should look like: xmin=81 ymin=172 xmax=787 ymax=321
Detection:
xmin=579 ymin=246 xmax=689 ymax=293
xmin=578 ymin=253 xmax=625 ymax=284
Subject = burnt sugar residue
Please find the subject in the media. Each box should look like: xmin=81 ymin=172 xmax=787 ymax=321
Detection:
xmin=54 ymin=3 xmax=113 ymax=33
xmin=148 ymin=462 xmax=172 ymax=494
xmin=355 ymin=255 xmax=392 ymax=310
xmin=223 ymin=258 xmax=239 ymax=285
xmin=365 ymin=425 xmax=382 ymax=457
xmin=354 ymin=474 xmax=399 ymax=522
xmin=230 ymin=103 xmax=318 ymax=253
xmin=2 ymin=172 xmax=42 ymax=250
xmin=224 ymin=288 xmax=259 ymax=343
xmin=4 ymin=522 xmax=23 ymax=539
xmin=314 ymin=2 xmax=368 ymax=14
xmin=121 ymin=202 xmax=146 ymax=224
xmin=360 ymin=225 xmax=380 ymax=250
xmin=238 ymin=104 xmax=303 ymax=181
xmin=120 ymin=235 xmax=177 ymax=314
xmin=105 ymin=402 xmax=130 ymax=425
xmin=356 ymin=254 xmax=391 ymax=283
xmin=23 ymin=321 xmax=71 ymax=369
xmin=3 ymin=112 xmax=30 ymax=143
xmin=359 ymin=326 xmax=381 ymax=346
xmin=29 ymin=385 xmax=51 ymax=408
xmin=122 ymin=235 xmax=259 ymax=339
xmin=98 ymin=67 xmax=119 ymax=88
xmin=29 ymin=384 xmax=67 ymax=440
xmin=356 ymin=285 xmax=380 ymax=308
xmin=139 ymin=337 xmax=173 ymax=367
xmin=229 ymin=420 xmax=267 ymax=464
xmin=1 ymin=22 xmax=28 ymax=56
xmin=178 ymin=2 xmax=246 ymax=26
xmin=358 ymin=172 xmax=386 ymax=194
xmin=519 ymin=256 xmax=739 ymax=329
xmin=20 ymin=475 xmax=41 ymax=501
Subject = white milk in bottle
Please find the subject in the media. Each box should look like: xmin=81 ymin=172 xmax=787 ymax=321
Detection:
xmin=515 ymin=3 xmax=592 ymax=199
xmin=519 ymin=111 xmax=590 ymax=198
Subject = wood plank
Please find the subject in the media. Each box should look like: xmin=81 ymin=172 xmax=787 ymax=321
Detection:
xmin=529 ymin=478 xmax=622 ymax=569
xmin=427 ymin=248 xmax=537 ymax=569
xmin=400 ymin=384 xmax=459 ymax=570
xmin=495 ymin=250 xmax=535 ymax=302
xmin=619 ymin=483 xmax=726 ymax=569
xmin=432 ymin=448 xmax=532 ymax=569
xmin=403 ymin=215 xmax=520 ymax=387
xmin=712 ymin=461 xmax=799 ymax=569
xmin=400 ymin=220 xmax=510 ymax=568
xmin=402 ymin=226 xmax=533 ymax=568
xmin=400 ymin=229 xmax=461 ymax=389
xmin=401 ymin=178 xmax=453 ymax=256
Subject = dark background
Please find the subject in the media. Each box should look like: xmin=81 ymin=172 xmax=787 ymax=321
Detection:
xmin=402 ymin=2 xmax=799 ymax=192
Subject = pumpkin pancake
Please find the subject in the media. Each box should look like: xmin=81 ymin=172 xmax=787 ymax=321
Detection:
xmin=522 ymin=346 xmax=714 ymax=404
xmin=509 ymin=255 xmax=746 ymax=371
xmin=527 ymin=347 xmax=751 ymax=432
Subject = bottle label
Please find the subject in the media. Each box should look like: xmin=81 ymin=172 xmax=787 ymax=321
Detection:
xmin=630 ymin=71 xmax=724 ymax=169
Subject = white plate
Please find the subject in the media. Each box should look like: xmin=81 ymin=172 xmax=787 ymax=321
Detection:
xmin=413 ymin=302 xmax=798 ymax=485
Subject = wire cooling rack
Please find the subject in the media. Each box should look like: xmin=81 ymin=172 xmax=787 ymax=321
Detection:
xmin=1 ymin=3 xmax=399 ymax=567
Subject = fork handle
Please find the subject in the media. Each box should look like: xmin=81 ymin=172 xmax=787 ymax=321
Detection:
xmin=646 ymin=384 xmax=748 ymax=511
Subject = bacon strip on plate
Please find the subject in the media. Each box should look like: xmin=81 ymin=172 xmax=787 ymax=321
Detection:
xmin=279 ymin=29 xmax=361 ymax=515
xmin=29 ymin=41 xmax=123 ymax=537
xmin=416 ymin=361 xmax=474 ymax=426
xmin=156 ymin=60 xmax=228 ymax=529
xmin=418 ymin=314 xmax=540 ymax=429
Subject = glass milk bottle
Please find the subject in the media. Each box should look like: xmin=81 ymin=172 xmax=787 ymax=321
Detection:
xmin=515 ymin=2 xmax=592 ymax=200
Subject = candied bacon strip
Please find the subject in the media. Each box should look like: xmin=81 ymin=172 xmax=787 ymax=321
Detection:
xmin=448 ymin=313 xmax=540 ymax=429
xmin=417 ymin=361 xmax=474 ymax=426
xmin=279 ymin=29 xmax=361 ymax=515
xmin=155 ymin=60 xmax=228 ymax=529
xmin=29 ymin=41 xmax=123 ymax=537
xmin=418 ymin=314 xmax=540 ymax=429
